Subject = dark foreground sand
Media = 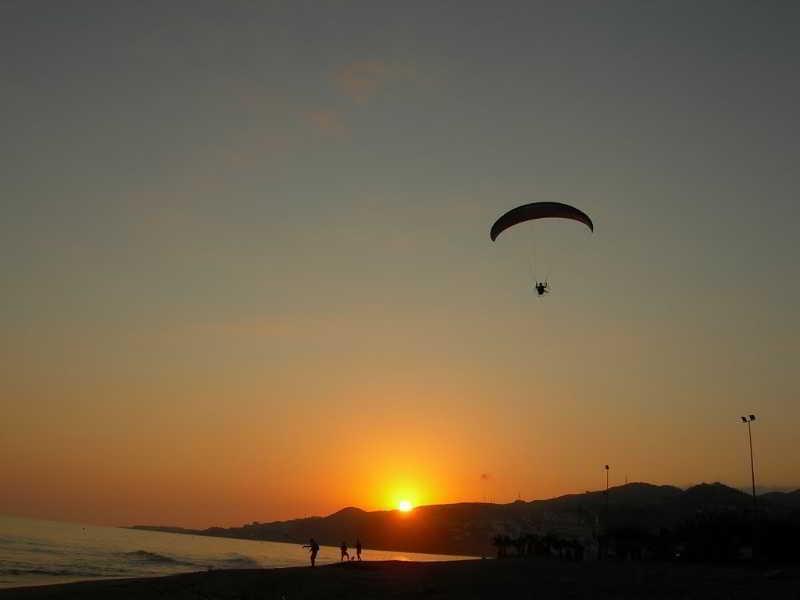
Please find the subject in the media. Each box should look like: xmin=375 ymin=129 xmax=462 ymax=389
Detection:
xmin=2 ymin=559 xmax=798 ymax=600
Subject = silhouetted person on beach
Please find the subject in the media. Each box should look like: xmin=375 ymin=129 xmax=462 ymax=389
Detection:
xmin=340 ymin=541 xmax=349 ymax=561
xmin=356 ymin=538 xmax=362 ymax=561
xmin=303 ymin=538 xmax=319 ymax=567
xmin=535 ymin=281 xmax=549 ymax=296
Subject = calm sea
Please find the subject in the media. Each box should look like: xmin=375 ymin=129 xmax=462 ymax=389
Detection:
xmin=0 ymin=515 xmax=470 ymax=589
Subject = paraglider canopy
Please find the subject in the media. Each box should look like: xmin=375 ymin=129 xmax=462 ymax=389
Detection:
xmin=490 ymin=202 xmax=594 ymax=242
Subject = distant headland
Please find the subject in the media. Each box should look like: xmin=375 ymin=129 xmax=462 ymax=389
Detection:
xmin=129 ymin=482 xmax=800 ymax=557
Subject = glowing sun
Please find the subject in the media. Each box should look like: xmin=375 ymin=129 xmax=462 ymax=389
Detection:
xmin=398 ymin=500 xmax=413 ymax=512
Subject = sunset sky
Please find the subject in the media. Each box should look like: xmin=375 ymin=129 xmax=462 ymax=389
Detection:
xmin=2 ymin=1 xmax=799 ymax=528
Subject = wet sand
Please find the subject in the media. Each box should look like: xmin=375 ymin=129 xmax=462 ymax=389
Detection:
xmin=2 ymin=559 xmax=798 ymax=599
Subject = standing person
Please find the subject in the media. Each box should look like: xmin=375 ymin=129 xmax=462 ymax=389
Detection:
xmin=356 ymin=538 xmax=362 ymax=561
xmin=340 ymin=541 xmax=349 ymax=561
xmin=303 ymin=538 xmax=319 ymax=567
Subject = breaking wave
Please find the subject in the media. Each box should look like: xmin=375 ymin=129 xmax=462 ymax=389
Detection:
xmin=216 ymin=553 xmax=262 ymax=568
xmin=122 ymin=550 xmax=197 ymax=567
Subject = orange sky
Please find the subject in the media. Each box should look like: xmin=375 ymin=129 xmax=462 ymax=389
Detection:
xmin=2 ymin=2 xmax=799 ymax=528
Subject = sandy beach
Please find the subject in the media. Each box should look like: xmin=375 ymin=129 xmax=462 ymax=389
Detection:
xmin=2 ymin=559 xmax=798 ymax=599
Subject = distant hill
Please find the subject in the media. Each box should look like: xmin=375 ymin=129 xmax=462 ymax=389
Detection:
xmin=761 ymin=489 xmax=800 ymax=510
xmin=130 ymin=482 xmax=800 ymax=557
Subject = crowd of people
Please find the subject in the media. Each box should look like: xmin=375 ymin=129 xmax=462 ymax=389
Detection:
xmin=303 ymin=538 xmax=363 ymax=566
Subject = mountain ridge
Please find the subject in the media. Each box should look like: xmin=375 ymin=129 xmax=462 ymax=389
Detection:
xmin=130 ymin=482 xmax=800 ymax=557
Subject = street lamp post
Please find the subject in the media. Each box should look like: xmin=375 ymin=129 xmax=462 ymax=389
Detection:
xmin=598 ymin=464 xmax=611 ymax=560
xmin=741 ymin=414 xmax=758 ymax=559
xmin=740 ymin=415 xmax=757 ymax=514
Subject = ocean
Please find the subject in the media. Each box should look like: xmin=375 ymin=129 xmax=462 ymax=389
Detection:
xmin=0 ymin=515 xmax=470 ymax=589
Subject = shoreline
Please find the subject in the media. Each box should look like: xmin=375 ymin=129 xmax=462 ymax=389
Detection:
xmin=122 ymin=525 xmax=482 ymax=561
xmin=122 ymin=524 xmax=492 ymax=558
xmin=2 ymin=559 xmax=798 ymax=599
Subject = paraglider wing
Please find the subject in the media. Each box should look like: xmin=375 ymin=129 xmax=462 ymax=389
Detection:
xmin=490 ymin=202 xmax=594 ymax=241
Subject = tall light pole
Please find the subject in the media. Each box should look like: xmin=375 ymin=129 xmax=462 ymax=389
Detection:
xmin=598 ymin=464 xmax=611 ymax=560
xmin=740 ymin=415 xmax=757 ymax=514
xmin=740 ymin=415 xmax=758 ymax=559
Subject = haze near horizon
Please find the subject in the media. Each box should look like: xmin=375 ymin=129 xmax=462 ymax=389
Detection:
xmin=2 ymin=1 xmax=798 ymax=529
